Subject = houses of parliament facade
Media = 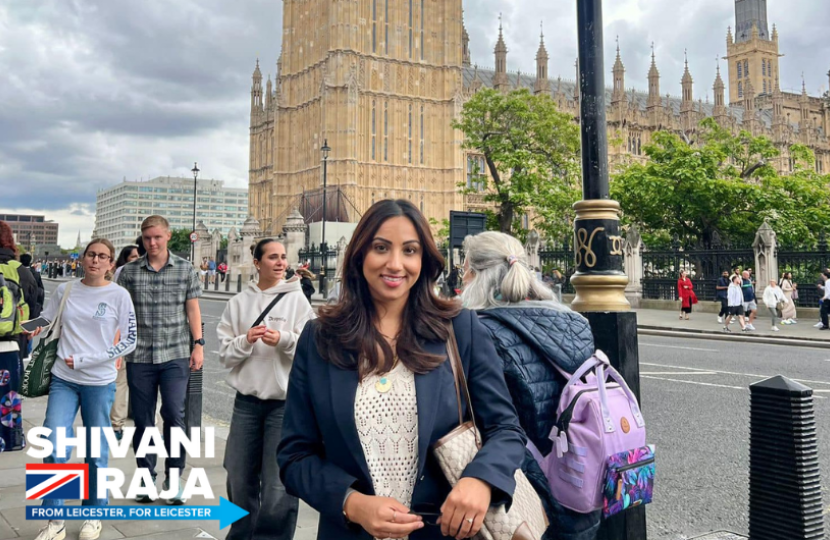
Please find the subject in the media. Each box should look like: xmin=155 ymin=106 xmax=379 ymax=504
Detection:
xmin=248 ymin=0 xmax=830 ymax=234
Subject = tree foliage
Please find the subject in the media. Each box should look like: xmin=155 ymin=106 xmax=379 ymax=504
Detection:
xmin=169 ymin=229 xmax=194 ymax=254
xmin=611 ymin=118 xmax=830 ymax=248
xmin=452 ymin=88 xmax=581 ymax=238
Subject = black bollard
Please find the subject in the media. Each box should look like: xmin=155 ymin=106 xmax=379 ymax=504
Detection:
xmin=214 ymin=277 xmax=218 ymax=291
xmin=237 ymin=274 xmax=242 ymax=293
xmin=225 ymin=274 xmax=230 ymax=292
xmin=184 ymin=322 xmax=205 ymax=437
xmin=748 ymin=376 xmax=824 ymax=540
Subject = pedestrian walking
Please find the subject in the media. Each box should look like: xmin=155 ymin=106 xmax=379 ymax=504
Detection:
xmin=0 ymin=220 xmax=36 ymax=453
xmin=218 ymin=239 xmax=316 ymax=540
xmin=460 ymin=231 xmax=601 ymax=539
xmin=762 ymin=279 xmax=787 ymax=332
xmin=208 ymin=257 xmax=217 ymax=285
xmin=820 ymin=271 xmax=830 ymax=331
xmin=199 ymin=258 xmax=209 ymax=284
xmin=27 ymin=238 xmax=136 ymax=540
xmin=724 ymin=275 xmax=748 ymax=332
xmin=277 ymin=200 xmax=525 ymax=540
xmin=716 ymin=270 xmax=730 ymax=324
xmin=741 ymin=270 xmax=758 ymax=330
xmin=779 ymin=272 xmax=798 ymax=324
xmin=109 ymin=245 xmax=141 ymax=441
xmin=677 ymin=270 xmax=697 ymax=320
xmin=296 ymin=267 xmax=315 ymax=303
xmin=19 ymin=254 xmax=45 ymax=318
xmin=117 ymin=215 xmax=203 ymax=505
xmin=816 ymin=273 xmax=827 ymax=328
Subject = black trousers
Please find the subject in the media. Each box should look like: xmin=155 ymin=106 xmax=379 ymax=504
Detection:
xmin=126 ymin=358 xmax=190 ymax=478
xmin=718 ymin=298 xmax=729 ymax=317
xmin=821 ymin=301 xmax=830 ymax=328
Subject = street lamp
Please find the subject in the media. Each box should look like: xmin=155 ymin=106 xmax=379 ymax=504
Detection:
xmin=191 ymin=162 xmax=200 ymax=264
xmin=320 ymin=139 xmax=331 ymax=297
xmin=571 ymin=2 xmax=643 ymax=538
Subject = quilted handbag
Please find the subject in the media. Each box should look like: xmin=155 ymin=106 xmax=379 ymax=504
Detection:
xmin=432 ymin=324 xmax=548 ymax=540
xmin=21 ymin=281 xmax=73 ymax=398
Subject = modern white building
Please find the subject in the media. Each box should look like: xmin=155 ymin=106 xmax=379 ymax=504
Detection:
xmin=93 ymin=176 xmax=249 ymax=248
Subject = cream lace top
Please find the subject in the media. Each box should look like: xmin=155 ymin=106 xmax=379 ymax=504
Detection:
xmin=355 ymin=361 xmax=420 ymax=515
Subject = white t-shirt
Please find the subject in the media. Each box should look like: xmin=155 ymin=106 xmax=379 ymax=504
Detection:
xmin=41 ymin=280 xmax=137 ymax=385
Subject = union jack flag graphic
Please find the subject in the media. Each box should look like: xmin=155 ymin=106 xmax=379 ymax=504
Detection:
xmin=25 ymin=464 xmax=89 ymax=500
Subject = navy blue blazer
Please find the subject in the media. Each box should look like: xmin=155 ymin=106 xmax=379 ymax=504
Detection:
xmin=277 ymin=309 xmax=526 ymax=539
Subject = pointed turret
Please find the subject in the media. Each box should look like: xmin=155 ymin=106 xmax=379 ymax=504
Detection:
xmin=251 ymin=59 xmax=263 ymax=121
xmin=800 ymin=75 xmax=810 ymax=124
xmin=713 ymin=60 xmax=727 ymax=118
xmin=493 ymin=14 xmax=509 ymax=91
xmin=772 ymin=24 xmax=778 ymax=42
xmin=647 ymin=44 xmax=661 ymax=110
xmin=462 ymin=22 xmax=471 ymax=67
xmin=534 ymin=23 xmax=550 ymax=95
xmin=772 ymin=71 xmax=785 ymax=126
xmin=681 ymin=50 xmax=694 ymax=112
xmin=751 ymin=21 xmax=760 ymax=41
xmin=266 ymin=75 xmax=273 ymax=109
xmin=726 ymin=26 xmax=734 ymax=47
xmin=612 ymin=37 xmax=627 ymax=105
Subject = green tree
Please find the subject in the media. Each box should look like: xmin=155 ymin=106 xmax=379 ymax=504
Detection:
xmin=169 ymin=229 xmax=193 ymax=254
xmin=611 ymin=119 xmax=830 ymax=248
xmin=428 ymin=218 xmax=450 ymax=247
xmin=452 ymin=88 xmax=581 ymax=238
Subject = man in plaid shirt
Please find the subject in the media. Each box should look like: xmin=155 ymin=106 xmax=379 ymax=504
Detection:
xmin=118 ymin=215 xmax=204 ymax=505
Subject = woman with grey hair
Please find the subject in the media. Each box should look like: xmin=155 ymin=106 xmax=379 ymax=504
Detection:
xmin=461 ymin=231 xmax=601 ymax=540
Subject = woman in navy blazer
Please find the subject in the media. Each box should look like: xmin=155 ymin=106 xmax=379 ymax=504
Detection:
xmin=277 ymin=200 xmax=526 ymax=539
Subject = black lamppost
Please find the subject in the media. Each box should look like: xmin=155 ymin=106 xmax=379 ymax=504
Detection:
xmin=191 ymin=162 xmax=200 ymax=264
xmin=571 ymin=3 xmax=644 ymax=537
xmin=320 ymin=139 xmax=331 ymax=297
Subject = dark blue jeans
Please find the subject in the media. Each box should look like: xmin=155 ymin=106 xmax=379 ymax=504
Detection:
xmin=126 ymin=358 xmax=189 ymax=479
xmin=224 ymin=393 xmax=298 ymax=540
xmin=42 ymin=376 xmax=116 ymax=507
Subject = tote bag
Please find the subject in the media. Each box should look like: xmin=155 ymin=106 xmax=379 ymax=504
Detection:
xmin=21 ymin=282 xmax=73 ymax=398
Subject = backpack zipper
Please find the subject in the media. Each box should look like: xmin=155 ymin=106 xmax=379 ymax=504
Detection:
xmin=555 ymin=383 xmax=620 ymax=433
xmin=613 ymin=457 xmax=655 ymax=501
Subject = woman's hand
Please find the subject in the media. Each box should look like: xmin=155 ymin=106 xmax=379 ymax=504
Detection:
xmin=64 ymin=356 xmax=75 ymax=370
xmin=344 ymin=492 xmax=423 ymax=539
xmin=246 ymin=325 xmax=268 ymax=344
xmin=23 ymin=326 xmax=44 ymax=338
xmin=261 ymin=329 xmax=281 ymax=347
xmin=439 ymin=477 xmax=492 ymax=539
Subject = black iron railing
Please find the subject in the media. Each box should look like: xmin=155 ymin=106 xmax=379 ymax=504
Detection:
xmin=642 ymin=246 xmax=754 ymax=301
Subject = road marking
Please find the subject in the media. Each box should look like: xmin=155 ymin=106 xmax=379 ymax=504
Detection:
xmin=641 ymin=376 xmax=827 ymax=399
xmin=641 ymin=371 xmax=718 ymax=376
xmin=640 ymin=343 xmax=718 ymax=352
xmin=641 ymin=362 xmax=830 ymax=387
xmin=641 ymin=376 xmax=745 ymax=390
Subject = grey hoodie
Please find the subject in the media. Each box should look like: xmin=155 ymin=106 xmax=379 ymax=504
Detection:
xmin=217 ymin=277 xmax=316 ymax=400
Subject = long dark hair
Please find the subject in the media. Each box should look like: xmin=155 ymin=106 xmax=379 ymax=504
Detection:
xmin=115 ymin=246 xmax=138 ymax=269
xmin=316 ymin=199 xmax=460 ymax=378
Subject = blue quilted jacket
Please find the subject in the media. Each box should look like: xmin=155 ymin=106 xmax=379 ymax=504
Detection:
xmin=477 ymin=303 xmax=601 ymax=540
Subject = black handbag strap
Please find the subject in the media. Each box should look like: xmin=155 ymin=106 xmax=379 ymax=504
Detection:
xmin=251 ymin=293 xmax=287 ymax=328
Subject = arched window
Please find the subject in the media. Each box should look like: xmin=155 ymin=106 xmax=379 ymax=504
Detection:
xmin=744 ymin=60 xmax=749 ymax=77
xmin=738 ymin=82 xmax=743 ymax=98
xmin=737 ymin=61 xmax=742 ymax=79
xmin=371 ymin=101 xmax=377 ymax=161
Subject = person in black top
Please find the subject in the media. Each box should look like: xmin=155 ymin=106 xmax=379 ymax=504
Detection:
xmin=716 ymin=270 xmax=730 ymax=324
xmin=19 ymin=254 xmax=44 ymax=318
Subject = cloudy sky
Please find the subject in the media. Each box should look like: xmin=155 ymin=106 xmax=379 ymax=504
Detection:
xmin=2 ymin=0 xmax=827 ymax=247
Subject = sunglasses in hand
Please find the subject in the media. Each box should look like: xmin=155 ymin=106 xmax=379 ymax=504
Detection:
xmin=409 ymin=503 xmax=441 ymax=526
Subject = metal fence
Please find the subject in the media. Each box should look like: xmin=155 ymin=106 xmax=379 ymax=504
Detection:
xmin=642 ymin=246 xmax=755 ymax=301
xmin=539 ymin=240 xmax=576 ymax=294
xmin=297 ymin=244 xmax=337 ymax=275
xmin=778 ymin=238 xmax=830 ymax=307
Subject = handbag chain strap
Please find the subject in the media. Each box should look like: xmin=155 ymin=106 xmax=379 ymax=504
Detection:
xmin=446 ymin=321 xmax=481 ymax=447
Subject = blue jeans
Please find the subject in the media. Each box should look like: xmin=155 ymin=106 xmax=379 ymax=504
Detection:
xmin=42 ymin=376 xmax=116 ymax=507
xmin=224 ymin=393 xmax=298 ymax=540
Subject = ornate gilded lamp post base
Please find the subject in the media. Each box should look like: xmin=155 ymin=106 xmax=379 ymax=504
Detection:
xmin=570 ymin=200 xmax=630 ymax=313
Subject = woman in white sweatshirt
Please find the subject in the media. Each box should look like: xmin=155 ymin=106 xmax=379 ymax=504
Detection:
xmin=724 ymin=274 xmax=748 ymax=333
xmin=29 ymin=239 xmax=137 ymax=540
xmin=217 ymin=239 xmax=316 ymax=540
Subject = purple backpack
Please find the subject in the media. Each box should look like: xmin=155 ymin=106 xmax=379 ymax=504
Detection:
xmin=532 ymin=351 xmax=655 ymax=517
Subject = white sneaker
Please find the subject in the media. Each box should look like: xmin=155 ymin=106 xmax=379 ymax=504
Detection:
xmin=747 ymin=324 xmax=756 ymax=330
xmin=771 ymin=327 xmax=780 ymax=332
xmin=79 ymin=520 xmax=102 ymax=540
xmin=34 ymin=521 xmax=66 ymax=540
xmin=717 ymin=317 xmax=723 ymax=324
xmin=815 ymin=322 xmax=824 ymax=328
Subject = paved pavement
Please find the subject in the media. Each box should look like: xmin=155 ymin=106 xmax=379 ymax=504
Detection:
xmin=21 ymin=279 xmax=830 ymax=539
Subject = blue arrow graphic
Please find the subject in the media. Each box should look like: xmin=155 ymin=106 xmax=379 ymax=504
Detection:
xmin=26 ymin=498 xmax=249 ymax=529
